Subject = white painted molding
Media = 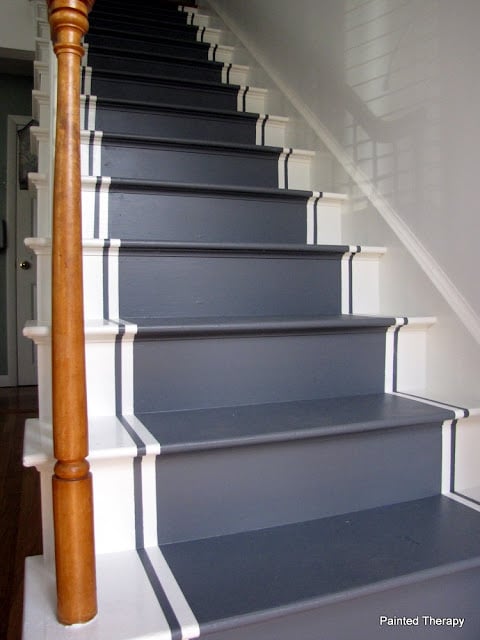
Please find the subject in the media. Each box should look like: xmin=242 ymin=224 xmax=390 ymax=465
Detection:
xmin=208 ymin=0 xmax=480 ymax=347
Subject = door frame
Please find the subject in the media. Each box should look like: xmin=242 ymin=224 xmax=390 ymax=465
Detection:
xmin=1 ymin=114 xmax=33 ymax=387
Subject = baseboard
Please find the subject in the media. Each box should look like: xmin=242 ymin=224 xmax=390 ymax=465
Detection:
xmin=207 ymin=0 xmax=480 ymax=347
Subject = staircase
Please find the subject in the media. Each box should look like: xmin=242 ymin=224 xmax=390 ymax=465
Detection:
xmin=23 ymin=1 xmax=480 ymax=638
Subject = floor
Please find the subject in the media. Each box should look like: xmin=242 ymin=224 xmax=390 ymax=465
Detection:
xmin=0 ymin=386 xmax=42 ymax=640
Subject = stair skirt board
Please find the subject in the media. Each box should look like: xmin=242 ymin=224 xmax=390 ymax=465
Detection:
xmin=23 ymin=497 xmax=480 ymax=639
xmin=23 ymin=0 xmax=480 ymax=637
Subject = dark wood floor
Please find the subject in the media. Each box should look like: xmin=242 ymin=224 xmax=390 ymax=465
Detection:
xmin=0 ymin=386 xmax=42 ymax=640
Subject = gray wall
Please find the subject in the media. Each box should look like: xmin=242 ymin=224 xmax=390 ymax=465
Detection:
xmin=212 ymin=0 xmax=480 ymax=319
xmin=0 ymin=73 xmax=33 ymax=376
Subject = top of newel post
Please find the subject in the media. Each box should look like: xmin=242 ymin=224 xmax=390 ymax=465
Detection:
xmin=47 ymin=0 xmax=95 ymax=49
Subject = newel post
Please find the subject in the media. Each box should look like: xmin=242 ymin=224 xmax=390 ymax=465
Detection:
xmin=47 ymin=0 xmax=97 ymax=625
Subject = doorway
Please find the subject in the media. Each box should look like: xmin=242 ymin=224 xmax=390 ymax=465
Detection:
xmin=2 ymin=115 xmax=38 ymax=387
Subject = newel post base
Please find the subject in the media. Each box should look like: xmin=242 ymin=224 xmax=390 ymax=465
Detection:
xmin=47 ymin=0 xmax=97 ymax=625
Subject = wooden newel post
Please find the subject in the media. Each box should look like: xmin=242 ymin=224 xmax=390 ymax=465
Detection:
xmin=47 ymin=0 xmax=97 ymax=625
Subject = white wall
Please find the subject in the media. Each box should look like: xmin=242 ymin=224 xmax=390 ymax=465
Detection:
xmin=0 ymin=0 xmax=35 ymax=54
xmin=211 ymin=0 xmax=480 ymax=316
xmin=209 ymin=0 xmax=480 ymax=406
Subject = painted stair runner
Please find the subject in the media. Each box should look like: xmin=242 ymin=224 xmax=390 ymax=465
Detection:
xmin=23 ymin=0 xmax=480 ymax=638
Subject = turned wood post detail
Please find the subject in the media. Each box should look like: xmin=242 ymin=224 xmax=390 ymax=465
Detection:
xmin=47 ymin=0 xmax=97 ymax=625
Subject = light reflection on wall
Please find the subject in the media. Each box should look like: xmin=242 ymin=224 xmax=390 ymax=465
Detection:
xmin=339 ymin=0 xmax=440 ymax=226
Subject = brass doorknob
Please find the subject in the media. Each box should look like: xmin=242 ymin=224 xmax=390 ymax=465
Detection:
xmin=19 ymin=260 xmax=31 ymax=270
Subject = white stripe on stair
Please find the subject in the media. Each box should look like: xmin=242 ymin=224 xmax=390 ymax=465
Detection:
xmin=82 ymin=66 xmax=92 ymax=95
xmin=98 ymin=176 xmax=111 ymax=238
xmin=106 ymin=239 xmax=120 ymax=320
xmin=144 ymin=547 xmax=200 ymax=640
xmin=86 ymin=94 xmax=97 ymax=130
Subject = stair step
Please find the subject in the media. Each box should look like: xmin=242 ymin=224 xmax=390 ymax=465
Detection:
xmin=91 ymin=7 xmax=189 ymax=24
xmin=93 ymin=3 xmax=211 ymax=27
xmin=84 ymin=68 xmax=242 ymax=110
xmin=129 ymin=315 xmax=395 ymax=413
xmin=137 ymin=391 xmax=454 ymax=454
xmin=23 ymin=496 xmax=480 ymax=639
xmin=161 ymin=496 xmax=480 ymax=632
xmin=91 ymin=2 xmax=195 ymax=22
xmin=84 ymin=68 xmax=262 ymax=111
xmin=26 ymin=236 xmax=386 ymax=323
xmin=81 ymin=96 xmax=277 ymax=145
xmin=84 ymin=31 xmax=234 ymax=63
xmin=81 ymin=132 xmax=312 ymax=189
xmin=89 ymin=21 xmax=223 ymax=46
xmin=23 ymin=394 xmax=460 ymax=548
xmin=81 ymin=176 xmax=344 ymax=243
xmin=112 ymin=242 xmax=348 ymax=318
xmin=89 ymin=18 xmax=201 ymax=43
xmin=85 ymin=47 xmax=226 ymax=84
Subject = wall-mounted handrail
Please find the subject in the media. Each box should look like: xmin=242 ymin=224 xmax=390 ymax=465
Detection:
xmin=47 ymin=0 xmax=97 ymax=625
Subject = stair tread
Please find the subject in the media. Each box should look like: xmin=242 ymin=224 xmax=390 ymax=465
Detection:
xmin=86 ymin=25 xmax=212 ymax=47
xmin=88 ymin=96 xmax=259 ymax=122
xmin=23 ymin=495 xmax=480 ymax=639
xmin=107 ymin=177 xmax=318 ymax=199
xmin=87 ymin=45 xmax=225 ymax=70
xmin=115 ymin=239 xmax=348 ymax=253
xmin=97 ymin=131 xmax=290 ymax=155
xmin=88 ymin=67 xmax=240 ymax=92
xmin=134 ymin=392 xmax=455 ymax=454
xmin=160 ymin=495 xmax=480 ymax=630
xmin=129 ymin=313 xmax=396 ymax=332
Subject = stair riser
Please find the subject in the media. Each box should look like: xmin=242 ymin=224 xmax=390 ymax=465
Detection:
xmin=28 ymin=315 xmax=419 ymax=421
xmin=90 ymin=104 xmax=258 ymax=144
xmin=90 ymin=9 xmax=189 ymax=26
xmin=91 ymin=4 xmax=193 ymax=22
xmin=27 ymin=238 xmax=385 ymax=325
xmin=82 ymin=139 xmax=311 ymax=189
xmin=87 ymin=73 xmax=238 ymax=111
xmin=85 ymin=33 xmax=211 ymax=61
xmin=91 ymin=7 xmax=211 ymax=29
xmin=97 ymin=188 xmax=309 ymax=243
xmin=89 ymin=22 xmax=200 ymax=42
xmin=117 ymin=252 xmax=342 ymax=318
xmin=86 ymin=51 xmax=223 ymax=83
xmin=153 ymin=423 xmax=441 ymax=543
xmin=133 ymin=330 xmax=387 ymax=412
xmin=90 ymin=8 xmax=190 ymax=22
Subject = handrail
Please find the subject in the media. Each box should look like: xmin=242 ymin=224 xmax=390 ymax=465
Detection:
xmin=47 ymin=0 xmax=97 ymax=625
